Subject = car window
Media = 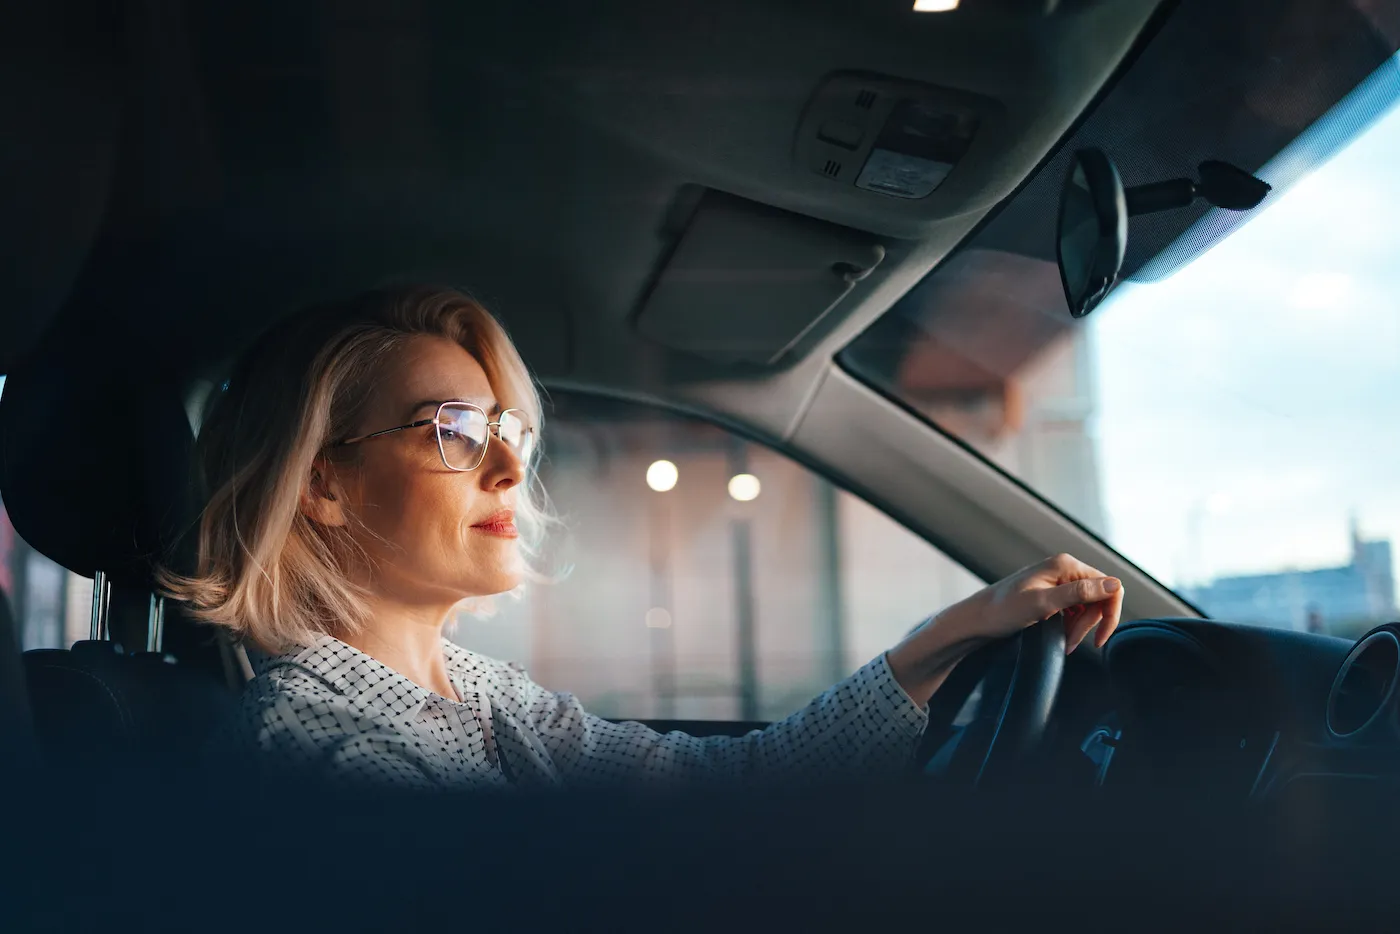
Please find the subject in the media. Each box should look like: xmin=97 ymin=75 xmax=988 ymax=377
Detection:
xmin=450 ymin=392 xmax=983 ymax=722
xmin=0 ymin=375 xmax=95 ymax=650
xmin=842 ymin=53 xmax=1400 ymax=640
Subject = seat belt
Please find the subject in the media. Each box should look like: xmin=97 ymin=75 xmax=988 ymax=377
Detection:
xmin=215 ymin=629 xmax=254 ymax=690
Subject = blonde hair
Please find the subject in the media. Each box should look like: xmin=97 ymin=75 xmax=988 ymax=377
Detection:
xmin=159 ymin=286 xmax=556 ymax=653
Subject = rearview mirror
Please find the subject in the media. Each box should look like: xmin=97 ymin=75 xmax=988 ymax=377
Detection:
xmin=1056 ymin=149 xmax=1271 ymax=319
xmin=1056 ymin=148 xmax=1127 ymax=319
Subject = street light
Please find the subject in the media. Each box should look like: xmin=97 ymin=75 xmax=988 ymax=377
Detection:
xmin=728 ymin=473 xmax=761 ymax=502
xmin=646 ymin=459 xmax=679 ymax=492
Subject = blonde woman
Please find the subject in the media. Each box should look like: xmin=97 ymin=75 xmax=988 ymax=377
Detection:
xmin=164 ymin=286 xmax=1124 ymax=790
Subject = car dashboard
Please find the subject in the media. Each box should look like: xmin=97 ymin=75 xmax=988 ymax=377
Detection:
xmin=1091 ymin=618 xmax=1400 ymax=802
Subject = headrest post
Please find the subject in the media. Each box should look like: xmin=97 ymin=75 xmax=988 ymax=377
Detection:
xmin=146 ymin=594 xmax=165 ymax=653
xmin=89 ymin=570 xmax=111 ymax=641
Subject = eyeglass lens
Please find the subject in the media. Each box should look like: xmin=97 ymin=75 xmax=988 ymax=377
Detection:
xmin=437 ymin=404 xmax=536 ymax=470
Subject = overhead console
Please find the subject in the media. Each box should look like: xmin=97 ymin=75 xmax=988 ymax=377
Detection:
xmin=795 ymin=73 xmax=991 ymax=201
xmin=792 ymin=73 xmax=1007 ymax=229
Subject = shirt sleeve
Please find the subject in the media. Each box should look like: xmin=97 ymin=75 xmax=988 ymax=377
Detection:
xmin=496 ymin=653 xmax=928 ymax=786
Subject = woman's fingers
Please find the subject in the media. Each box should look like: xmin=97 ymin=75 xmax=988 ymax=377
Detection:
xmin=1036 ymin=567 xmax=1124 ymax=652
xmin=1041 ymin=575 xmax=1121 ymax=618
xmin=1066 ymin=604 xmax=1105 ymax=653
xmin=1094 ymin=581 xmax=1126 ymax=648
xmin=1016 ymin=555 xmax=1128 ymax=650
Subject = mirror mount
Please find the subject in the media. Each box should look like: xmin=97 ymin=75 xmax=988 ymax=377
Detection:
xmin=1124 ymin=160 xmax=1272 ymax=217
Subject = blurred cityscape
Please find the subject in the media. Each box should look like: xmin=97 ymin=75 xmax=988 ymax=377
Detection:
xmin=1182 ymin=522 xmax=1395 ymax=639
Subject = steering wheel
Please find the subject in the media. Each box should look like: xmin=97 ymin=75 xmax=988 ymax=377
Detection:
xmin=916 ymin=612 xmax=1067 ymax=787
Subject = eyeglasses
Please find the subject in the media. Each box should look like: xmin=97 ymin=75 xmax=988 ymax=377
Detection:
xmin=334 ymin=402 xmax=536 ymax=472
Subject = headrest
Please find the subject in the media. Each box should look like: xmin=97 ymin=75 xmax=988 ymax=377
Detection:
xmin=0 ymin=361 xmax=200 ymax=586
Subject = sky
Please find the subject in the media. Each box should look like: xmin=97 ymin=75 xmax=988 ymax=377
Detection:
xmin=1088 ymin=60 xmax=1400 ymax=588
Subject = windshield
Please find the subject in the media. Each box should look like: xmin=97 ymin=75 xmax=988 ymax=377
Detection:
xmin=844 ymin=54 xmax=1400 ymax=639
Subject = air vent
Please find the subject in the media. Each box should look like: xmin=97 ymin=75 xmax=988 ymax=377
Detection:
xmin=855 ymin=89 xmax=877 ymax=109
xmin=822 ymin=160 xmax=842 ymax=178
xmin=1327 ymin=629 xmax=1400 ymax=738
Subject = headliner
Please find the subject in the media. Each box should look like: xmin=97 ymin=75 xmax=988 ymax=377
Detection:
xmin=2 ymin=0 xmax=1165 ymax=387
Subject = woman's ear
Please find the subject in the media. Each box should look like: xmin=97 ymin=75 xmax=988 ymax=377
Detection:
xmin=301 ymin=460 xmax=348 ymax=527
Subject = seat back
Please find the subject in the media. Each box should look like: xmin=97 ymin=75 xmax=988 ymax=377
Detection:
xmin=0 ymin=587 xmax=39 ymax=767
xmin=25 ymin=640 xmax=236 ymax=770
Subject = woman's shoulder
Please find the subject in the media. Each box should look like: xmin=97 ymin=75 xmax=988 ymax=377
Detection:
xmin=223 ymin=653 xmax=441 ymax=788
xmin=240 ymin=659 xmax=346 ymax=709
xmin=235 ymin=646 xmax=403 ymax=745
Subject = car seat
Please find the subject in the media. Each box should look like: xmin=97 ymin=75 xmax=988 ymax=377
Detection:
xmin=0 ymin=369 xmax=241 ymax=771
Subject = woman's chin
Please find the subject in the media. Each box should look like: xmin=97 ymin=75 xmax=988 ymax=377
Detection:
xmin=463 ymin=565 xmax=525 ymax=598
xmin=457 ymin=539 xmax=525 ymax=590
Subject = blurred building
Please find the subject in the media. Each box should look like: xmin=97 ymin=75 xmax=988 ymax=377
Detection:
xmin=1183 ymin=521 xmax=1397 ymax=635
xmin=854 ymin=249 xmax=1109 ymax=538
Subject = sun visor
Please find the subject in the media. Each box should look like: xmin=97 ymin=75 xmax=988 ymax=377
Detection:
xmin=634 ymin=192 xmax=887 ymax=367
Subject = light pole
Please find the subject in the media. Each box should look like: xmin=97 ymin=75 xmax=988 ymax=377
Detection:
xmin=728 ymin=439 xmax=759 ymax=722
xmin=646 ymin=459 xmax=678 ymax=719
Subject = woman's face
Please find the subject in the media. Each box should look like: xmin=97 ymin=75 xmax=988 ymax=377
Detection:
xmin=323 ymin=335 xmax=527 ymax=608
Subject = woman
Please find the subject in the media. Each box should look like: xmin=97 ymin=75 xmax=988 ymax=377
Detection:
xmin=164 ymin=286 xmax=1124 ymax=790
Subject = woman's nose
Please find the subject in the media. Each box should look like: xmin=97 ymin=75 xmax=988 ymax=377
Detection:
xmin=479 ymin=434 xmax=524 ymax=490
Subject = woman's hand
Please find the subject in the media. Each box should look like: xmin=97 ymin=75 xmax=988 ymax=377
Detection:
xmin=886 ymin=554 xmax=1125 ymax=705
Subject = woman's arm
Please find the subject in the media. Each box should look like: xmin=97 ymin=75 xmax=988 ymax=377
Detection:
xmin=499 ymin=553 xmax=1125 ymax=786
xmin=496 ymin=651 xmax=927 ymax=786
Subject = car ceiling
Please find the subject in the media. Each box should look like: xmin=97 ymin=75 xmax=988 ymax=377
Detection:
xmin=2 ymin=0 xmax=1165 ymax=410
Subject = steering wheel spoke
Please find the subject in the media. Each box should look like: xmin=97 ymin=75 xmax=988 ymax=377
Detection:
xmin=919 ymin=613 xmax=1068 ymax=788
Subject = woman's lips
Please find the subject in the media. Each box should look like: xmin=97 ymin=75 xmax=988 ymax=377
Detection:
xmin=471 ymin=510 xmax=518 ymax=538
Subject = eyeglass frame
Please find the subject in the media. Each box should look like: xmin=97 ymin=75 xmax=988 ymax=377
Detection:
xmin=331 ymin=401 xmax=535 ymax=472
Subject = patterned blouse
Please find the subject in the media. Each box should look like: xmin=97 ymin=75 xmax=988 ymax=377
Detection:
xmin=230 ymin=634 xmax=928 ymax=790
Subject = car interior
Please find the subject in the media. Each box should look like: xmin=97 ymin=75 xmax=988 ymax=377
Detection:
xmin=4 ymin=0 xmax=1400 ymax=924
